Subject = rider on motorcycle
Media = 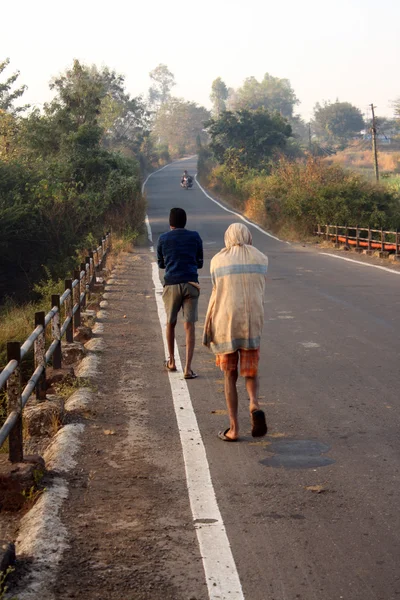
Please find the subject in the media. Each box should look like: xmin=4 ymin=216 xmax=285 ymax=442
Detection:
xmin=181 ymin=170 xmax=193 ymax=186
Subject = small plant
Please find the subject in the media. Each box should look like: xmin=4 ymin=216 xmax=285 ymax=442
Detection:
xmin=53 ymin=376 xmax=94 ymax=399
xmin=0 ymin=566 xmax=18 ymax=600
xmin=21 ymin=485 xmax=44 ymax=508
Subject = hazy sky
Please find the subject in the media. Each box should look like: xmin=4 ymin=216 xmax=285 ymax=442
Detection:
xmin=2 ymin=0 xmax=399 ymax=121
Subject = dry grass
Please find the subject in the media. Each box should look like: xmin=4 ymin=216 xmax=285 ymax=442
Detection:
xmin=328 ymin=148 xmax=400 ymax=174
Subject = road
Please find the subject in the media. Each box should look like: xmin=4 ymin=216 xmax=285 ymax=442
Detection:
xmin=146 ymin=157 xmax=400 ymax=600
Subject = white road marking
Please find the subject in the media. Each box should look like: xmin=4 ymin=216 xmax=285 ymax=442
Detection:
xmin=194 ymin=174 xmax=285 ymax=243
xmin=278 ymin=315 xmax=294 ymax=319
xmin=323 ymin=253 xmax=400 ymax=276
xmin=144 ymin=215 xmax=153 ymax=243
xmin=151 ymin=262 xmax=244 ymax=599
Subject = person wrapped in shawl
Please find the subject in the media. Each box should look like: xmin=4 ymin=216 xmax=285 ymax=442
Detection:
xmin=203 ymin=223 xmax=268 ymax=441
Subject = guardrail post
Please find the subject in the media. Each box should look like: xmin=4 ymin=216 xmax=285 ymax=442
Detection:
xmin=325 ymin=224 xmax=329 ymax=241
xmin=85 ymin=257 xmax=91 ymax=299
xmin=34 ymin=311 xmax=47 ymax=401
xmin=396 ymin=229 xmax=400 ymax=260
xmin=317 ymin=224 xmax=321 ymax=237
xmin=381 ymin=228 xmax=385 ymax=252
xmin=73 ymin=270 xmax=81 ymax=329
xmin=65 ymin=280 xmax=73 ymax=343
xmin=355 ymin=224 xmax=360 ymax=252
xmin=51 ymin=294 xmax=62 ymax=369
xmin=80 ymin=263 xmax=86 ymax=309
xmin=98 ymin=239 xmax=103 ymax=266
xmin=102 ymin=237 xmax=106 ymax=259
xmin=345 ymin=225 xmax=349 ymax=248
xmin=89 ymin=252 xmax=94 ymax=290
xmin=368 ymin=226 xmax=372 ymax=253
xmin=7 ymin=342 xmax=23 ymax=463
xmin=335 ymin=224 xmax=339 ymax=247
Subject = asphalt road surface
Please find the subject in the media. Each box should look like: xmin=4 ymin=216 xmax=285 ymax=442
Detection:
xmin=146 ymin=157 xmax=400 ymax=600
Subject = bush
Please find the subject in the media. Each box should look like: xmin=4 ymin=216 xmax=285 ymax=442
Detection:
xmin=200 ymin=154 xmax=400 ymax=237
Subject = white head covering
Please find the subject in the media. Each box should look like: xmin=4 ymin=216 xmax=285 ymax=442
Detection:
xmin=224 ymin=223 xmax=253 ymax=249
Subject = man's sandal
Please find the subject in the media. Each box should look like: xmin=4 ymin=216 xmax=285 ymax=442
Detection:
xmin=184 ymin=370 xmax=198 ymax=379
xmin=251 ymin=409 xmax=268 ymax=437
xmin=218 ymin=429 xmax=238 ymax=442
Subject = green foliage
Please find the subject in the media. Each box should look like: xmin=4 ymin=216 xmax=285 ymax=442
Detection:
xmin=227 ymin=73 xmax=299 ymax=119
xmin=148 ymin=64 xmax=176 ymax=108
xmin=210 ymin=77 xmax=228 ymax=117
xmin=152 ymin=98 xmax=210 ymax=158
xmin=0 ymin=57 xmax=29 ymax=114
xmin=0 ymin=59 xmax=144 ymax=301
xmin=0 ymin=566 xmax=17 ymax=600
xmin=206 ymin=108 xmax=292 ymax=172
xmin=201 ymin=154 xmax=400 ymax=236
xmin=312 ymin=101 xmax=365 ymax=146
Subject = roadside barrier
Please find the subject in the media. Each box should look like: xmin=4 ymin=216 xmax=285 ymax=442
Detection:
xmin=0 ymin=232 xmax=111 ymax=463
xmin=316 ymin=224 xmax=400 ymax=257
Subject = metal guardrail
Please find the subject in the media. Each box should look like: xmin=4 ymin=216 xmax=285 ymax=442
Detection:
xmin=316 ymin=224 xmax=400 ymax=256
xmin=0 ymin=232 xmax=112 ymax=463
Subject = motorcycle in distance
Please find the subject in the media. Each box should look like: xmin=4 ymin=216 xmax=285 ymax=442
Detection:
xmin=181 ymin=175 xmax=193 ymax=190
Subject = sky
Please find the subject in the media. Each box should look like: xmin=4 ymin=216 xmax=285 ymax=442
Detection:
xmin=2 ymin=0 xmax=400 ymax=122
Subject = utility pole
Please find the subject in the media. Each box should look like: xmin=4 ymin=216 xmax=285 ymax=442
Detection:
xmin=370 ymin=104 xmax=379 ymax=182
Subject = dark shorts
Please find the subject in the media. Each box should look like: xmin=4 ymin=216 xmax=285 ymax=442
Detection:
xmin=162 ymin=283 xmax=200 ymax=324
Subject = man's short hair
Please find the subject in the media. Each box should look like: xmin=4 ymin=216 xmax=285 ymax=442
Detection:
xmin=169 ymin=207 xmax=187 ymax=228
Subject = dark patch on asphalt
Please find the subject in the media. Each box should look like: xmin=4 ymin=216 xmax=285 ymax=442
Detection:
xmin=194 ymin=518 xmax=218 ymax=524
xmin=260 ymin=439 xmax=335 ymax=469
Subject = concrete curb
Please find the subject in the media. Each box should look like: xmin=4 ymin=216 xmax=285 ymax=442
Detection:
xmin=6 ymin=270 xmax=115 ymax=599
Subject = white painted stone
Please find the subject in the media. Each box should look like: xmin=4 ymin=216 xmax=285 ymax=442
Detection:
xmin=92 ymin=322 xmax=104 ymax=335
xmin=84 ymin=338 xmax=106 ymax=353
xmin=96 ymin=310 xmax=108 ymax=321
xmin=75 ymin=354 xmax=100 ymax=378
xmin=15 ymin=477 xmax=69 ymax=600
xmin=65 ymin=388 xmax=93 ymax=412
xmin=43 ymin=423 xmax=85 ymax=473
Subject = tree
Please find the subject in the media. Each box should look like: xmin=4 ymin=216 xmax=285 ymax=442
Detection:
xmin=206 ymin=108 xmax=292 ymax=172
xmin=312 ymin=101 xmax=365 ymax=145
xmin=227 ymin=73 xmax=299 ymax=119
xmin=152 ymin=98 xmax=210 ymax=157
xmin=210 ymin=77 xmax=228 ymax=117
xmin=148 ymin=64 xmax=176 ymax=108
xmin=394 ymin=98 xmax=400 ymax=120
xmin=0 ymin=58 xmax=29 ymax=114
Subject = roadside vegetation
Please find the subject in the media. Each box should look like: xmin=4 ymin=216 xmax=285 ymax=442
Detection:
xmin=199 ymin=74 xmax=400 ymax=239
xmin=0 ymin=59 xmax=211 ymax=369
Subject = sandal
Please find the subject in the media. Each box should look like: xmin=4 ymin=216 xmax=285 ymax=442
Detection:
xmin=251 ymin=409 xmax=268 ymax=437
xmin=184 ymin=370 xmax=198 ymax=379
xmin=218 ymin=428 xmax=238 ymax=442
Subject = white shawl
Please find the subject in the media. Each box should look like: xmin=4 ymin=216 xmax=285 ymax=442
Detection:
xmin=203 ymin=223 xmax=268 ymax=355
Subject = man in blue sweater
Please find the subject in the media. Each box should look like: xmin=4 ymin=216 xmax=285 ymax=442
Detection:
xmin=157 ymin=208 xmax=203 ymax=379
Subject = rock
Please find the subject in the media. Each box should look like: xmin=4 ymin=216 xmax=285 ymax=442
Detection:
xmin=73 ymin=326 xmax=93 ymax=343
xmin=62 ymin=342 xmax=86 ymax=365
xmin=46 ymin=367 xmax=75 ymax=388
xmin=23 ymin=396 xmax=65 ymax=438
xmin=0 ymin=456 xmax=45 ymax=512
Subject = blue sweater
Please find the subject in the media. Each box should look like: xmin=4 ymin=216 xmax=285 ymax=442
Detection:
xmin=157 ymin=228 xmax=203 ymax=285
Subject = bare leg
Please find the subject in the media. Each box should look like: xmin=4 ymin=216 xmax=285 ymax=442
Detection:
xmin=183 ymin=321 xmax=195 ymax=375
xmin=246 ymin=376 xmax=260 ymax=414
xmin=224 ymin=369 xmax=239 ymax=439
xmin=166 ymin=323 xmax=176 ymax=370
